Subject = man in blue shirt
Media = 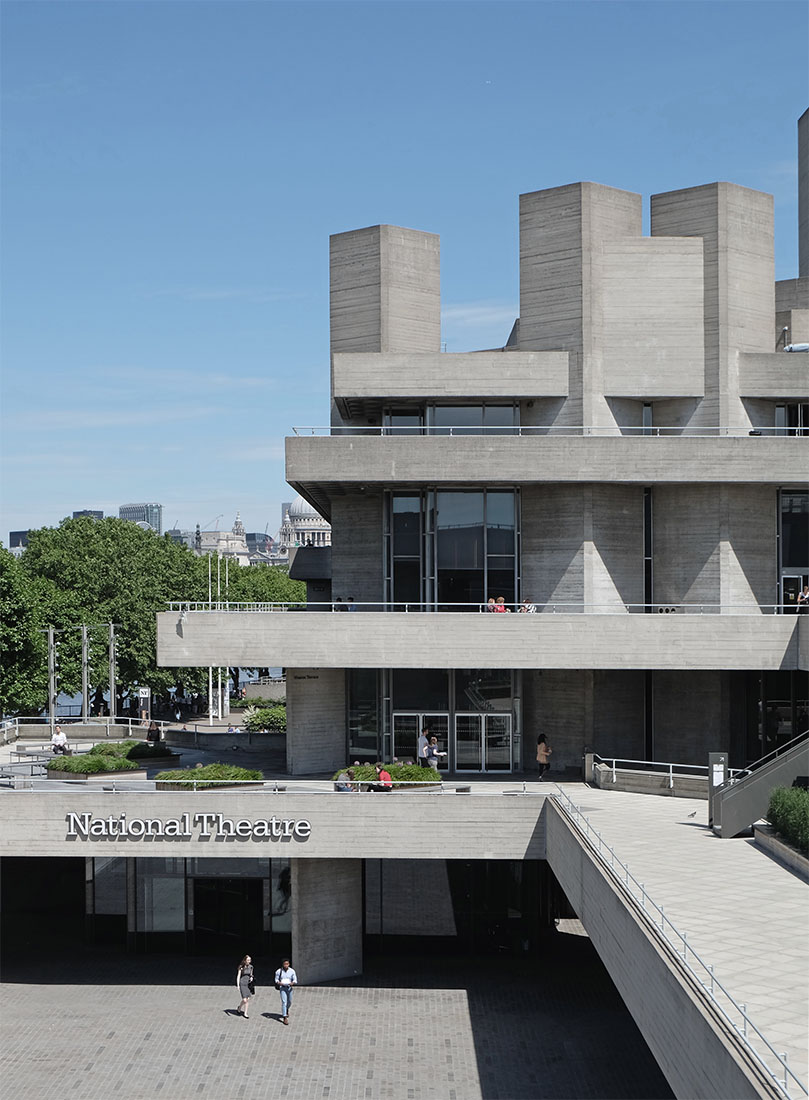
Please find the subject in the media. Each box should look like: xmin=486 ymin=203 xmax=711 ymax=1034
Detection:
xmin=275 ymin=958 xmax=298 ymax=1024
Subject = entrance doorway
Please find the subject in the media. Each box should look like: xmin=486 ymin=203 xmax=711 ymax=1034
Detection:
xmin=392 ymin=713 xmax=449 ymax=770
xmin=455 ymin=714 xmax=512 ymax=772
xmin=192 ymin=877 xmax=264 ymax=955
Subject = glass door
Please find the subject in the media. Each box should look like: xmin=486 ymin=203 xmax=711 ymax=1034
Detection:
xmin=455 ymin=714 xmax=512 ymax=772
xmin=392 ymin=713 xmax=449 ymax=770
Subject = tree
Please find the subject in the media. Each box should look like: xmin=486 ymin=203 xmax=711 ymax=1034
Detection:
xmin=20 ymin=517 xmax=209 ymax=704
xmin=0 ymin=547 xmax=47 ymax=715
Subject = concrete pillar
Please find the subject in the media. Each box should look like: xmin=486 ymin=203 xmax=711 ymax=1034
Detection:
xmin=650 ymin=183 xmax=774 ymax=429
xmin=285 ymin=668 xmax=346 ymax=775
xmin=329 ymin=225 xmax=440 ymax=357
xmin=329 ymin=490 xmax=384 ymax=603
xmin=291 ymin=858 xmax=363 ymax=983
xmin=518 ymin=182 xmax=641 ymax=429
xmin=799 ymin=107 xmax=808 ymax=278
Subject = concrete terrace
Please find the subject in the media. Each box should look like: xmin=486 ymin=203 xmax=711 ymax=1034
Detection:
xmin=557 ymin=785 xmax=809 ymax=1092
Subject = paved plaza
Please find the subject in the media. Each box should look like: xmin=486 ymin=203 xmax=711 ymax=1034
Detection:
xmin=1 ymin=934 xmax=671 ymax=1100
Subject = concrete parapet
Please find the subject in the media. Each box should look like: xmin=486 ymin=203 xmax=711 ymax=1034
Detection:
xmin=592 ymin=762 xmax=707 ymax=800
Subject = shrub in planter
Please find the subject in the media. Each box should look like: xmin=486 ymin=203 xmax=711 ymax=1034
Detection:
xmin=766 ymin=786 xmax=809 ymax=853
xmin=89 ymin=740 xmax=139 ymax=757
xmin=154 ymin=763 xmax=262 ymax=789
xmin=331 ymin=763 xmax=440 ymax=788
xmin=242 ymin=704 xmax=287 ymax=733
xmin=126 ymin=742 xmax=177 ymax=760
xmin=47 ymin=755 xmax=140 ymax=774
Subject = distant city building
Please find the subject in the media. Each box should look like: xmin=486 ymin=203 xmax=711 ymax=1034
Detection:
xmin=196 ymin=513 xmax=251 ymax=567
xmin=278 ymin=495 xmax=331 ymax=549
xmin=119 ymin=502 xmax=163 ymax=534
xmin=166 ymin=528 xmax=195 ymax=547
xmin=7 ymin=530 xmax=28 ymax=557
xmin=72 ymin=510 xmax=104 ymax=520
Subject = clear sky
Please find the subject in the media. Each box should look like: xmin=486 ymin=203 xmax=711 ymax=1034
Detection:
xmin=2 ymin=0 xmax=807 ymax=542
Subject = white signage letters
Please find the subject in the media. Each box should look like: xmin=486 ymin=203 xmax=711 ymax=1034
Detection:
xmin=65 ymin=811 xmax=312 ymax=842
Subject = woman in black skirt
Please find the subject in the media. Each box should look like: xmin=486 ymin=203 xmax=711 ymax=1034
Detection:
xmin=236 ymin=955 xmax=254 ymax=1018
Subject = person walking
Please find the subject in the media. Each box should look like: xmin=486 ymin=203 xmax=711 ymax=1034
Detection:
xmin=536 ymin=734 xmax=552 ymax=780
xmin=236 ymin=954 xmax=254 ymax=1018
xmin=417 ymin=727 xmax=430 ymax=768
xmin=275 ymin=958 xmax=297 ymax=1024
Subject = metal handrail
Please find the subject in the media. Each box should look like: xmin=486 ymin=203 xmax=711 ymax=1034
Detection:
xmin=728 ymin=730 xmax=809 ymax=779
xmin=0 ymin=777 xmax=537 ymax=795
xmin=591 ymin=754 xmax=747 ymax=789
xmin=552 ymin=788 xmax=807 ymax=1098
xmin=168 ymin=599 xmax=791 ymax=614
xmin=291 ymin=424 xmax=803 ymax=438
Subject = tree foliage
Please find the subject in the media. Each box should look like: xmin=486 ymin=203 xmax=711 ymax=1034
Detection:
xmin=0 ymin=547 xmax=47 ymax=714
xmin=4 ymin=517 xmax=306 ymax=716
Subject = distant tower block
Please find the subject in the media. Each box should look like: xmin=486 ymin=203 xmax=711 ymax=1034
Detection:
xmin=329 ymin=225 xmax=440 ymax=356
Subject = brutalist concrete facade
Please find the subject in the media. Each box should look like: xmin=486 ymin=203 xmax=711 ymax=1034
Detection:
xmin=158 ymin=169 xmax=808 ymax=776
xmin=283 ymin=176 xmax=807 ymax=775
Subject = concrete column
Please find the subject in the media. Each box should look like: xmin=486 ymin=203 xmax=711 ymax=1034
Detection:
xmin=285 ymin=668 xmax=346 ymax=775
xmin=518 ymin=182 xmax=641 ymax=429
xmin=329 ymin=490 xmax=384 ymax=604
xmin=291 ymin=858 xmax=363 ymax=983
xmin=799 ymin=107 xmax=808 ymax=278
xmin=329 ymin=225 xmax=440 ymax=357
xmin=651 ymin=183 xmax=774 ymax=430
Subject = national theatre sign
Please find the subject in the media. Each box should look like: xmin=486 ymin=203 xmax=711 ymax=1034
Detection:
xmin=65 ymin=812 xmax=312 ymax=841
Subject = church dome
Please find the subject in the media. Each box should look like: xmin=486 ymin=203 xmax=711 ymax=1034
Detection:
xmin=288 ymin=495 xmax=322 ymax=521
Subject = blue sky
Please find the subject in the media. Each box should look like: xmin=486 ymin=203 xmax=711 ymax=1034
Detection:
xmin=2 ymin=0 xmax=807 ymax=541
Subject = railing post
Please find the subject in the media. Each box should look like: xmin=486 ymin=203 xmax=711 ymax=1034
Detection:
xmin=669 ymin=763 xmax=673 ymax=789
xmin=612 ymin=759 xmax=617 ymax=784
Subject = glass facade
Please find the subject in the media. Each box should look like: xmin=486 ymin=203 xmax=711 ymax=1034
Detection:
xmin=779 ymin=488 xmax=809 ymax=611
xmin=382 ymin=403 xmax=518 ymax=436
xmin=385 ymin=489 xmax=519 ymax=610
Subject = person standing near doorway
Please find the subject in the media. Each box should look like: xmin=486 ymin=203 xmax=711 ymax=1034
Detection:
xmin=275 ymin=958 xmax=298 ymax=1025
xmin=417 ymin=727 xmax=430 ymax=768
xmin=536 ymin=734 xmax=552 ymax=780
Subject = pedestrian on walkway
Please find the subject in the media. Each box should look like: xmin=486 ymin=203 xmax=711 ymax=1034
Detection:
xmin=417 ymin=727 xmax=430 ymax=768
xmin=536 ymin=734 xmax=552 ymax=780
xmin=275 ymin=958 xmax=297 ymax=1024
xmin=236 ymin=954 xmax=254 ymax=1018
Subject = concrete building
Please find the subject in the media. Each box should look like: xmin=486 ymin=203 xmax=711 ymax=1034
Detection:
xmin=72 ymin=509 xmax=104 ymax=520
xmin=118 ymin=501 xmax=163 ymax=534
xmin=160 ymin=172 xmax=808 ymax=779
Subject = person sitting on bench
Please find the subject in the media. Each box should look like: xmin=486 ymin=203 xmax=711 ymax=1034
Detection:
xmin=51 ymin=726 xmax=69 ymax=755
xmin=370 ymin=763 xmax=393 ymax=792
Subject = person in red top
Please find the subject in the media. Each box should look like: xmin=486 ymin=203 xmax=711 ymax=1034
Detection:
xmin=371 ymin=763 xmax=393 ymax=792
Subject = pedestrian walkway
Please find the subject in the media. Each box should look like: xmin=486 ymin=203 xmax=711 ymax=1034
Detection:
xmin=558 ymin=784 xmax=809 ymax=1091
xmin=0 ymin=941 xmax=671 ymax=1100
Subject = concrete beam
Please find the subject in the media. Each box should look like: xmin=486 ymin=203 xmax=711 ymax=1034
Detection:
xmin=738 ymin=352 xmax=809 ymax=399
xmin=157 ymin=611 xmax=801 ymax=672
xmin=286 ymin=435 xmax=807 ymax=492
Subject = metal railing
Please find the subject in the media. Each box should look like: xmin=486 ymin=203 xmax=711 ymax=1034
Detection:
xmin=552 ymin=788 xmax=807 ymax=1098
xmin=1 ymin=776 xmax=539 ymax=795
xmin=291 ymin=424 xmax=805 ymax=438
xmin=168 ymin=599 xmax=792 ymax=615
xmin=591 ymin=754 xmax=747 ymax=789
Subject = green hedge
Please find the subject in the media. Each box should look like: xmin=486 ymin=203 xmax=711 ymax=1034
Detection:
xmin=242 ymin=704 xmax=287 ymax=733
xmin=154 ymin=763 xmax=263 ymax=789
xmin=766 ymin=786 xmax=809 ymax=854
xmin=331 ymin=763 xmax=440 ymax=788
xmin=89 ymin=740 xmax=139 ymax=757
xmin=126 ymin=742 xmax=177 ymax=760
xmin=46 ymin=754 xmax=141 ymax=774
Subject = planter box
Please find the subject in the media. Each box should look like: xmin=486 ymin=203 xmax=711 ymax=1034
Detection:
xmin=155 ymin=780 xmax=263 ymax=791
xmin=753 ymin=824 xmax=809 ymax=882
xmin=46 ymin=768 xmax=148 ymax=782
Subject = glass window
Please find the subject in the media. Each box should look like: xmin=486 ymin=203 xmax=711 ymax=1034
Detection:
xmin=384 ymin=409 xmax=423 ymax=436
xmin=348 ymin=668 xmax=379 ymax=760
xmin=455 ymin=670 xmax=512 ymax=712
xmin=430 ymin=406 xmax=482 ymax=436
xmin=392 ymin=495 xmax=421 ymax=558
xmin=136 ymin=858 xmax=185 ymax=932
xmin=483 ymin=405 xmax=517 ymax=434
xmin=781 ymin=490 xmax=809 ymax=569
xmin=392 ymin=669 xmax=449 ymax=710
xmin=93 ymin=857 xmax=126 ymax=915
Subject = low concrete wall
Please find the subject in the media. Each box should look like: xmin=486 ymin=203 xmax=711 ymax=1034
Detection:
xmin=0 ymin=790 xmax=547 ymax=860
xmin=243 ymin=681 xmax=286 ymax=703
xmin=592 ymin=762 xmax=707 ymax=800
xmin=544 ymin=799 xmax=782 ymax=1100
xmin=292 ymin=858 xmax=363 ymax=983
xmin=753 ymin=824 xmax=809 ymax=882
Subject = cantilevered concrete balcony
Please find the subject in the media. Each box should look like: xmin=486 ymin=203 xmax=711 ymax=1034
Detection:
xmin=157 ymin=609 xmax=804 ymax=672
xmin=332 ymin=351 xmax=569 ymax=418
xmin=286 ymin=433 xmax=808 ymax=518
xmin=738 ymin=352 xmax=809 ymax=399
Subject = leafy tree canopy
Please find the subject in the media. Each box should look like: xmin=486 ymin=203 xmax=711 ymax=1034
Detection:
xmin=0 ymin=546 xmax=47 ymax=714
